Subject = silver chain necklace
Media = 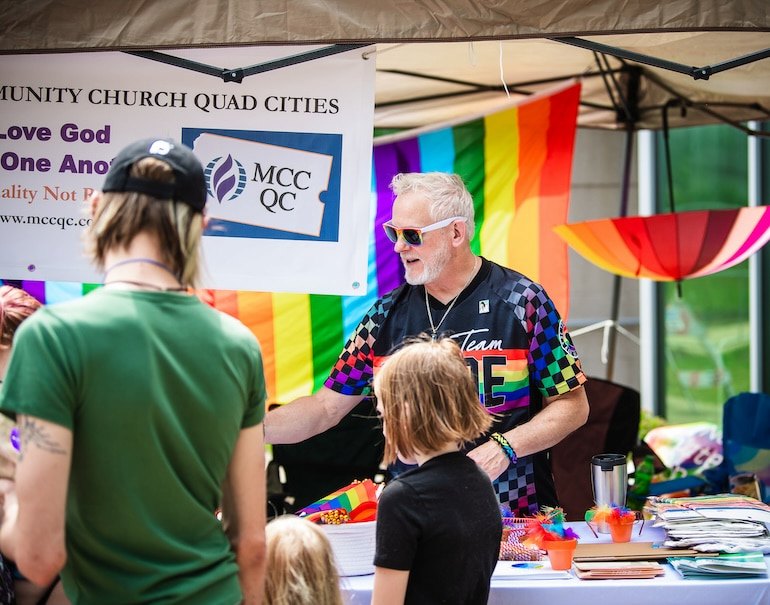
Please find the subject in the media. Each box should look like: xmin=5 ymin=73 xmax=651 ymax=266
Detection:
xmin=425 ymin=257 xmax=478 ymax=340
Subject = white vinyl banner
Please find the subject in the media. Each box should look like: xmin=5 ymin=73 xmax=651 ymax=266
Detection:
xmin=0 ymin=46 xmax=376 ymax=295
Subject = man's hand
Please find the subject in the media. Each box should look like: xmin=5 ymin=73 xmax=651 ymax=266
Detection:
xmin=467 ymin=386 xmax=589 ymax=482
xmin=467 ymin=439 xmax=511 ymax=481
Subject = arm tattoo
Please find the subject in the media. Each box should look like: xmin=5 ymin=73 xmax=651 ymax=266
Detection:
xmin=18 ymin=416 xmax=67 ymax=461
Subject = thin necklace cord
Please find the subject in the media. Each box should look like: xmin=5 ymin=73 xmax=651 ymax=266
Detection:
xmin=103 ymin=258 xmax=186 ymax=292
xmin=104 ymin=257 xmax=181 ymax=281
xmin=425 ymin=256 xmax=478 ymax=339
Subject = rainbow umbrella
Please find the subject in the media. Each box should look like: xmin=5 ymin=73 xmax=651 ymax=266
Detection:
xmin=553 ymin=206 xmax=770 ymax=282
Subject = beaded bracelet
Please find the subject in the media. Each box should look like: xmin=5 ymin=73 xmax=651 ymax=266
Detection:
xmin=490 ymin=432 xmax=517 ymax=464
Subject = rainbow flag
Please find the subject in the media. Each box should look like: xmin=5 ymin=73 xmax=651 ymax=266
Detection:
xmin=296 ymin=478 xmax=380 ymax=522
xmin=2 ymin=81 xmax=581 ymax=407
xmin=372 ymin=80 xmax=581 ymax=316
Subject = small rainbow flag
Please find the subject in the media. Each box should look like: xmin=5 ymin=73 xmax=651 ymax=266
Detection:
xmin=2 ymin=81 xmax=581 ymax=408
xmin=296 ymin=478 xmax=380 ymax=522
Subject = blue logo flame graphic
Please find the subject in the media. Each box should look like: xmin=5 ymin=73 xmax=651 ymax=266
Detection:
xmin=205 ymin=155 xmax=247 ymax=204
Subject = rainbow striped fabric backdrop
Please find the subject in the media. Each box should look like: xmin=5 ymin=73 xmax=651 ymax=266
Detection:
xmin=3 ymin=81 xmax=581 ymax=405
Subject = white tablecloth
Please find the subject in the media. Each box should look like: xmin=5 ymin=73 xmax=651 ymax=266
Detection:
xmin=340 ymin=521 xmax=770 ymax=605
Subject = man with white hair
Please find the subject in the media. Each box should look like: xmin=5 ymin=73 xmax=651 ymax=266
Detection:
xmin=266 ymin=171 xmax=589 ymax=517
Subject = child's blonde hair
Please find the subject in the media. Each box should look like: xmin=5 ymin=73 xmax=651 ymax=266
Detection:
xmin=265 ymin=515 xmax=344 ymax=605
xmin=374 ymin=335 xmax=493 ymax=464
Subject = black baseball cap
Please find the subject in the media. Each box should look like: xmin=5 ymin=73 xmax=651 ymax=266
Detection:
xmin=102 ymin=138 xmax=207 ymax=212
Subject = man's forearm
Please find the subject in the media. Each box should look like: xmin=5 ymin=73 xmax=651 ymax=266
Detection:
xmin=263 ymin=388 xmax=362 ymax=444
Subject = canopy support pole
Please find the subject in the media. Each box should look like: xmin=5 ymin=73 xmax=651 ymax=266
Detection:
xmin=748 ymin=121 xmax=770 ymax=393
xmin=605 ymin=123 xmax=636 ymax=381
xmin=637 ymin=132 xmax=666 ymax=417
xmin=551 ymin=37 xmax=770 ymax=81
xmin=125 ymin=44 xmax=368 ymax=83
xmin=590 ymin=53 xmax=640 ymax=382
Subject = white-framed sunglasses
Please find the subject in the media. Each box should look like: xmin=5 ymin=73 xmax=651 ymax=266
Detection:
xmin=382 ymin=216 xmax=467 ymax=246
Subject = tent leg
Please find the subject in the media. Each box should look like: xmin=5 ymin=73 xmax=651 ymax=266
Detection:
xmin=606 ymin=275 xmax=622 ymax=380
xmin=606 ymin=124 xmax=636 ymax=381
xmin=749 ymin=121 xmax=770 ymax=392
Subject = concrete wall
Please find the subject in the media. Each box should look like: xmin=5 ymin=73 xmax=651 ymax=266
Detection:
xmin=566 ymin=128 xmax=641 ymax=392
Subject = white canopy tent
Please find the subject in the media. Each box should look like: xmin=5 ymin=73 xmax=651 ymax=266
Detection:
xmin=1 ymin=0 xmax=769 ymax=133
xmin=2 ymin=0 xmax=769 ymax=401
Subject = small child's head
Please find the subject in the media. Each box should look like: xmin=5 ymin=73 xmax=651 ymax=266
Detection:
xmin=0 ymin=284 xmax=41 ymax=382
xmin=0 ymin=285 xmax=41 ymax=348
xmin=265 ymin=515 xmax=344 ymax=605
xmin=374 ymin=335 xmax=493 ymax=465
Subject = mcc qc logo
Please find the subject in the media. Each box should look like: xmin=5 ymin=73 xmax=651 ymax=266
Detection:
xmin=184 ymin=128 xmax=342 ymax=242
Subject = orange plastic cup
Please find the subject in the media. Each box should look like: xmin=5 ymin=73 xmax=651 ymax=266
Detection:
xmin=545 ymin=538 xmax=577 ymax=570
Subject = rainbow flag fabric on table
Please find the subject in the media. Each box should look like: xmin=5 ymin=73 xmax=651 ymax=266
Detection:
xmin=1 ymin=81 xmax=581 ymax=408
xmin=296 ymin=479 xmax=380 ymax=523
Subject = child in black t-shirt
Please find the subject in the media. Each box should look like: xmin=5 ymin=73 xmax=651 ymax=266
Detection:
xmin=371 ymin=335 xmax=503 ymax=605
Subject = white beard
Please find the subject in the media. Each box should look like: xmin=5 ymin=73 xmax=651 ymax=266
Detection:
xmin=403 ymin=239 xmax=452 ymax=286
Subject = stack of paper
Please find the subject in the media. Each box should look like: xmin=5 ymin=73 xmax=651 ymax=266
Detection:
xmin=669 ymin=552 xmax=769 ymax=579
xmin=650 ymin=494 xmax=770 ymax=525
xmin=648 ymin=494 xmax=770 ymax=553
xmin=573 ymin=560 xmax=665 ymax=580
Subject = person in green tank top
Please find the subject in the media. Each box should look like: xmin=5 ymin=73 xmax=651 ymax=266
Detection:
xmin=0 ymin=138 xmax=268 ymax=604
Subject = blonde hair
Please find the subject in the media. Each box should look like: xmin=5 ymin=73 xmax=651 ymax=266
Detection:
xmin=86 ymin=157 xmax=205 ymax=287
xmin=0 ymin=285 xmax=41 ymax=347
xmin=265 ymin=515 xmax=344 ymax=605
xmin=374 ymin=335 xmax=493 ymax=464
xmin=389 ymin=172 xmax=476 ymax=239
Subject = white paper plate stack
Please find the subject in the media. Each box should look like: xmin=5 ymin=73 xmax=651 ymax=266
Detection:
xmin=320 ymin=520 xmax=377 ymax=576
